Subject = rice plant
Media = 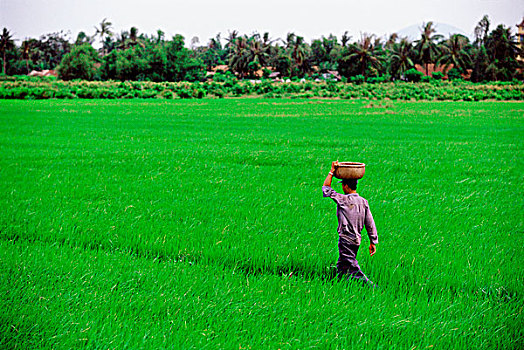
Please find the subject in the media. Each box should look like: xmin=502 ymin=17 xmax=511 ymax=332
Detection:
xmin=0 ymin=99 xmax=522 ymax=349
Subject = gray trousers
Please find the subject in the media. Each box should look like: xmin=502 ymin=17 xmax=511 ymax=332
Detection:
xmin=337 ymin=241 xmax=370 ymax=283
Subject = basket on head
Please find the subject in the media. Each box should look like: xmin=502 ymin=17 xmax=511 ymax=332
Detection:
xmin=333 ymin=162 xmax=365 ymax=179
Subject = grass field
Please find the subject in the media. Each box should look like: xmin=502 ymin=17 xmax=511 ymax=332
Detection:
xmin=1 ymin=99 xmax=523 ymax=349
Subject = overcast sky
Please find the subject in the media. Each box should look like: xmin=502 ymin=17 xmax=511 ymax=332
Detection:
xmin=2 ymin=0 xmax=523 ymax=45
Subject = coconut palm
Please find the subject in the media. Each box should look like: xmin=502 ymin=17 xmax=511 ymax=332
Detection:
xmin=94 ymin=18 xmax=113 ymax=55
xmin=385 ymin=33 xmax=399 ymax=50
xmin=129 ymin=27 xmax=139 ymax=46
xmin=20 ymin=39 xmax=35 ymax=74
xmin=291 ymin=35 xmax=311 ymax=76
xmin=341 ymin=31 xmax=351 ymax=48
xmin=261 ymin=32 xmax=274 ymax=48
xmin=115 ymin=27 xmax=144 ymax=50
xmin=276 ymin=32 xmax=308 ymax=76
xmin=345 ymin=34 xmax=383 ymax=77
xmin=437 ymin=34 xmax=471 ymax=74
xmin=75 ymin=31 xmax=94 ymax=46
xmin=484 ymin=24 xmax=520 ymax=80
xmin=387 ymin=38 xmax=414 ymax=79
xmin=474 ymin=15 xmax=490 ymax=47
xmin=291 ymin=36 xmax=307 ymax=67
xmin=414 ymin=22 xmax=443 ymax=76
xmin=208 ymin=33 xmax=221 ymax=50
xmin=247 ymin=37 xmax=268 ymax=67
xmin=0 ymin=28 xmax=15 ymax=75
xmin=283 ymin=32 xmax=296 ymax=50
xmin=228 ymin=35 xmax=249 ymax=78
xmin=224 ymin=30 xmax=239 ymax=57
xmin=116 ymin=31 xmax=130 ymax=50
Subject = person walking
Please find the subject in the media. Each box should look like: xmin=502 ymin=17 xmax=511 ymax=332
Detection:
xmin=322 ymin=161 xmax=378 ymax=285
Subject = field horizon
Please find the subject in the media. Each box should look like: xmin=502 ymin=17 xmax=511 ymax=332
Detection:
xmin=1 ymin=99 xmax=522 ymax=349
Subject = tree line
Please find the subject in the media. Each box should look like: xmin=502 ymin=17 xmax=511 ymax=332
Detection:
xmin=0 ymin=15 xmax=522 ymax=82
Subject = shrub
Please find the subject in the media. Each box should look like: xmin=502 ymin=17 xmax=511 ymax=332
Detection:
xmin=404 ymin=69 xmax=423 ymax=82
xmin=432 ymin=72 xmax=444 ymax=80
xmin=447 ymin=68 xmax=462 ymax=81
xmin=367 ymin=75 xmax=391 ymax=84
xmin=213 ymin=89 xmax=225 ymax=98
xmin=0 ymin=78 xmax=522 ymax=101
xmin=350 ymin=75 xmax=365 ymax=84
xmin=214 ymin=71 xmax=235 ymax=83
xmin=193 ymin=88 xmax=206 ymax=99
xmin=177 ymin=88 xmax=192 ymax=99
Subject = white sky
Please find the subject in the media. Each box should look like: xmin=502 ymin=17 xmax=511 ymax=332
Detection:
xmin=2 ymin=0 xmax=523 ymax=46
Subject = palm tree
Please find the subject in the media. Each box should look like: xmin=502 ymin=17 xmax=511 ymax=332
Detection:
xmin=95 ymin=18 xmax=113 ymax=55
xmin=202 ymin=33 xmax=225 ymax=69
xmin=115 ymin=27 xmax=143 ymax=50
xmin=284 ymin=32 xmax=296 ymax=50
xmin=341 ymin=31 xmax=351 ymax=48
xmin=288 ymin=35 xmax=311 ymax=76
xmin=155 ymin=30 xmax=165 ymax=45
xmin=129 ymin=27 xmax=139 ymax=46
xmin=414 ymin=22 xmax=443 ymax=76
xmin=224 ymin=30 xmax=239 ymax=58
xmin=0 ymin=28 xmax=15 ymax=75
xmin=228 ymin=35 xmax=249 ymax=78
xmin=247 ymin=37 xmax=268 ymax=67
xmin=484 ymin=24 xmax=520 ymax=80
xmin=437 ymin=34 xmax=471 ymax=74
xmin=116 ymin=31 xmax=130 ymax=50
xmin=209 ymin=33 xmax=221 ymax=50
xmin=261 ymin=32 xmax=274 ymax=48
xmin=75 ymin=31 xmax=94 ymax=45
xmin=474 ymin=15 xmax=490 ymax=47
xmin=21 ymin=39 xmax=34 ymax=73
xmin=385 ymin=33 xmax=399 ymax=50
xmin=277 ymin=32 xmax=310 ymax=77
xmin=291 ymin=36 xmax=307 ymax=70
xmin=387 ymin=38 xmax=414 ymax=79
xmin=345 ymin=34 xmax=383 ymax=77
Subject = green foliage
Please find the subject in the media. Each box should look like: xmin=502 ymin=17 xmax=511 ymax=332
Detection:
xmin=431 ymin=71 xmax=444 ymax=80
xmin=338 ymin=35 xmax=384 ymax=79
xmin=30 ymin=31 xmax=72 ymax=70
xmin=212 ymin=70 xmax=235 ymax=82
xmin=404 ymin=68 xmax=424 ymax=82
xmin=1 ymin=79 xmax=523 ymax=101
xmin=1 ymin=19 xmax=523 ymax=84
xmin=447 ymin=68 xmax=463 ymax=80
xmin=57 ymin=44 xmax=101 ymax=81
xmin=367 ymin=75 xmax=390 ymax=84
xmin=97 ymin=34 xmax=206 ymax=82
xmin=350 ymin=74 xmax=365 ymax=84
xmin=414 ymin=22 xmax=443 ymax=75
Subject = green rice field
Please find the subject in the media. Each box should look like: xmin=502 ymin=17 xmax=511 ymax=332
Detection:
xmin=1 ymin=99 xmax=523 ymax=349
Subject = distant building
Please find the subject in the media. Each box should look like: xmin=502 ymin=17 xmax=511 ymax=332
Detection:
xmin=321 ymin=70 xmax=342 ymax=81
xmin=28 ymin=70 xmax=57 ymax=77
xmin=517 ymin=18 xmax=524 ymax=62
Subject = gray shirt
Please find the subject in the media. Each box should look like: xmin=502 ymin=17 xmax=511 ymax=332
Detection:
xmin=322 ymin=186 xmax=378 ymax=246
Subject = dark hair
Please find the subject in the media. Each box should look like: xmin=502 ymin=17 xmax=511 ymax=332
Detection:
xmin=342 ymin=178 xmax=358 ymax=190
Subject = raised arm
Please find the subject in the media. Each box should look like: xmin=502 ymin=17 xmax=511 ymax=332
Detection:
xmin=323 ymin=161 xmax=339 ymax=187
